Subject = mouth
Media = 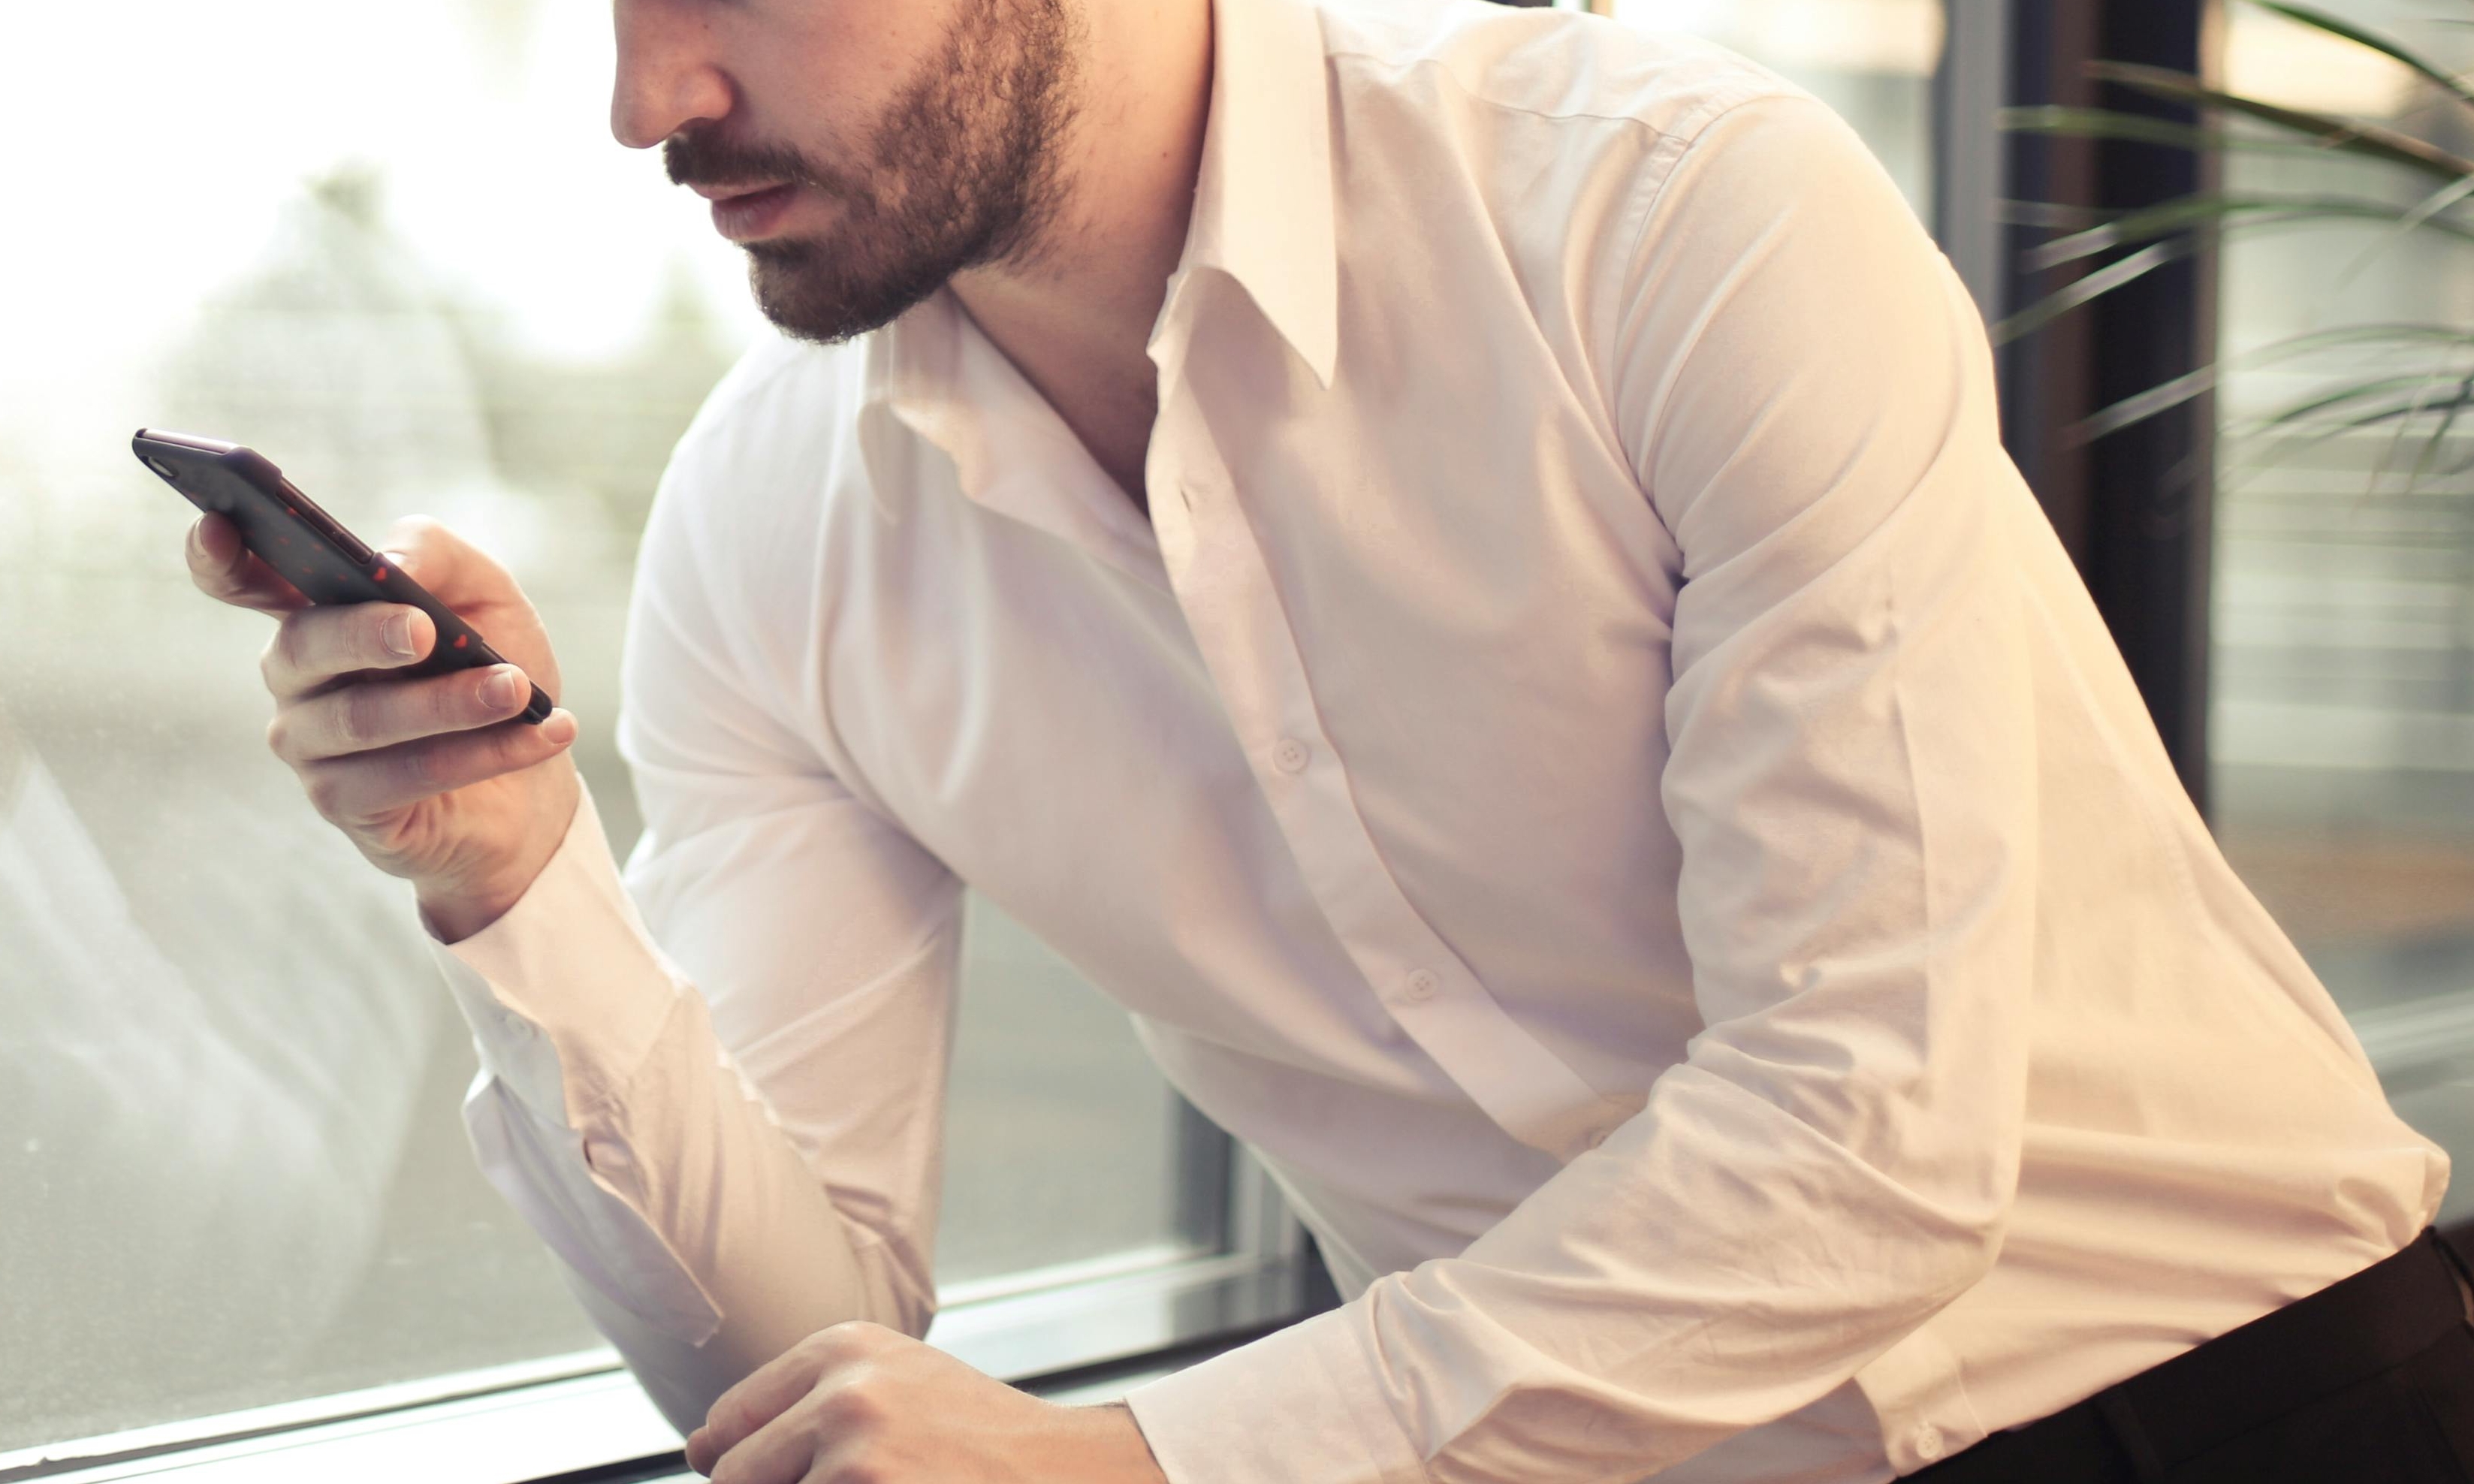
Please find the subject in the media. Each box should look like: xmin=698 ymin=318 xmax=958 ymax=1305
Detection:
xmin=703 ymin=182 xmax=801 ymax=243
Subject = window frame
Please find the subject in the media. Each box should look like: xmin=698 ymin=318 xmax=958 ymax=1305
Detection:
xmin=0 ymin=1151 xmax=1320 ymax=1484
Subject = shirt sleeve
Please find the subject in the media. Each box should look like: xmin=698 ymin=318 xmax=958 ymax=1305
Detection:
xmin=420 ymin=431 xmax=966 ymax=1437
xmin=1124 ymin=92 xmax=2038 ymax=1482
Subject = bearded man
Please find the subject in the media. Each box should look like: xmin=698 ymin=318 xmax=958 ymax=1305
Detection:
xmin=189 ymin=0 xmax=2474 ymax=1479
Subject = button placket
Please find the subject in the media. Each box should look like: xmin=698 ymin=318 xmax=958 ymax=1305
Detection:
xmin=1145 ymin=394 xmax=1618 ymax=1161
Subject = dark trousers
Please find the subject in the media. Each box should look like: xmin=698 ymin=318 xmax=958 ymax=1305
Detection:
xmin=1909 ymin=1226 xmax=2474 ymax=1482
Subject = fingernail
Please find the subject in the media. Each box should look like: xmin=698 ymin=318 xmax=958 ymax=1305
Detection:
xmin=482 ymin=669 xmax=518 ymax=708
xmin=543 ymin=711 xmax=578 ymax=745
xmin=385 ymin=612 xmax=418 ymax=658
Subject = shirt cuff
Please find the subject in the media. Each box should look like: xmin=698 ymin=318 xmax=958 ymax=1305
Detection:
xmin=1124 ymin=1302 xmax=1430 ymax=1484
xmin=418 ymin=771 xmax=685 ymax=1130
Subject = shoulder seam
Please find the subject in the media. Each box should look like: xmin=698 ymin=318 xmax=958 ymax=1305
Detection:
xmin=1617 ymin=91 xmax=1831 ymax=284
xmin=1611 ymin=92 xmax=1838 ymax=485
xmin=1326 ymin=35 xmax=1799 ymax=134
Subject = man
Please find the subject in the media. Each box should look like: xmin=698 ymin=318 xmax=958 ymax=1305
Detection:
xmin=186 ymin=0 xmax=2469 ymax=1478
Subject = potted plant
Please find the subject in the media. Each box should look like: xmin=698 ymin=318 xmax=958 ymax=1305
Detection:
xmin=1999 ymin=0 xmax=2474 ymax=489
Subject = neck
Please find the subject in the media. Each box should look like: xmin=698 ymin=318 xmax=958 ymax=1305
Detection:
xmin=949 ymin=0 xmax=1215 ymax=507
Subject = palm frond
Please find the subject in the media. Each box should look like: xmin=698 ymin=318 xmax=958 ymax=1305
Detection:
xmin=2028 ymin=192 xmax=2474 ymax=273
xmin=2072 ymin=326 xmax=2474 ymax=442
xmin=2325 ymin=172 xmax=2474 ymax=295
xmin=1993 ymin=240 xmax=2193 ymax=344
xmin=2090 ymin=62 xmax=2474 ymax=185
xmin=2402 ymin=369 xmax=2474 ymax=484
xmin=2260 ymin=373 xmax=2452 ymax=426
xmin=1997 ymin=105 xmax=2414 ymax=162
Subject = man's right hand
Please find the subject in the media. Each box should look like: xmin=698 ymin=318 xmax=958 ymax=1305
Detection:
xmin=186 ymin=508 xmax=583 ymax=943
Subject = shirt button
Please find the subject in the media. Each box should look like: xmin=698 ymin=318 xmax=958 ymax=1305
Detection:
xmin=1402 ymin=968 xmax=1440 ymax=1003
xmin=1913 ymin=1424 xmax=1945 ymax=1461
xmin=1272 ymin=737 xmax=1311 ymax=774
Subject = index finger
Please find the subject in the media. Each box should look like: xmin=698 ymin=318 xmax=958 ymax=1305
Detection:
xmin=187 ymin=511 xmax=310 ymax=617
xmin=688 ymin=1335 xmax=842 ymax=1476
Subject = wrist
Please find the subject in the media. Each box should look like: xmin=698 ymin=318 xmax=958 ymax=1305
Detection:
xmin=416 ymin=883 xmax=526 ymax=945
xmin=417 ymin=766 xmax=581 ymax=944
xmin=1075 ymin=1402 xmax=1169 ymax=1484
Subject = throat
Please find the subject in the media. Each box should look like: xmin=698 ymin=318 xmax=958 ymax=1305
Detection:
xmin=1098 ymin=445 xmax=1151 ymax=516
xmin=1060 ymin=379 xmax=1159 ymax=520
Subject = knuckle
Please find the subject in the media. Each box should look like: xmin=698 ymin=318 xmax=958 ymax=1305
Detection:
xmin=264 ymin=711 xmax=292 ymax=761
xmin=402 ymin=737 xmax=454 ymax=793
xmin=816 ymin=1374 xmax=885 ymax=1430
xmin=714 ymin=1393 xmax=762 ymax=1440
xmin=330 ymin=689 xmax=371 ymax=752
xmin=300 ymin=765 xmax=347 ymax=821
xmin=796 ymin=1326 xmax=841 ymax=1358
xmin=798 ymin=1326 xmax=849 ymax=1365
xmin=440 ymin=674 xmax=481 ymax=732
xmin=268 ymin=616 xmax=319 ymax=685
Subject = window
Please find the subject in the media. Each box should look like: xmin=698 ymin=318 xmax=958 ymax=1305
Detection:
xmin=2204 ymin=1 xmax=2474 ymax=1226
xmin=0 ymin=3 xmax=1299 ymax=1472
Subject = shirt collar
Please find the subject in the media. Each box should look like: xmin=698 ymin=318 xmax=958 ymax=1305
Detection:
xmin=867 ymin=0 xmax=1338 ymax=432
xmin=1174 ymin=0 xmax=1340 ymax=389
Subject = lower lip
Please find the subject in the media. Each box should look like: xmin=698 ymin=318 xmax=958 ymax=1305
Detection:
xmin=711 ymin=184 xmax=799 ymax=242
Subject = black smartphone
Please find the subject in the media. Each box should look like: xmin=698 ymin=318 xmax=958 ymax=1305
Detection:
xmin=134 ymin=429 xmax=555 ymax=725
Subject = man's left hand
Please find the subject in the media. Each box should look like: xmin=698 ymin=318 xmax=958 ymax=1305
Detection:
xmin=683 ymin=1321 xmax=1170 ymax=1484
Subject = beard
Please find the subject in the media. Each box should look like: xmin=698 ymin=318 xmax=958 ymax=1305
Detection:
xmin=664 ymin=0 xmax=1080 ymax=345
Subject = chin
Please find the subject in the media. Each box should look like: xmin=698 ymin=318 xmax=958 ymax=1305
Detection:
xmin=747 ymin=237 xmax=956 ymax=347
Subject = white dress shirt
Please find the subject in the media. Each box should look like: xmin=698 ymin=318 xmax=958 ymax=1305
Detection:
xmin=417 ymin=0 xmax=2451 ymax=1479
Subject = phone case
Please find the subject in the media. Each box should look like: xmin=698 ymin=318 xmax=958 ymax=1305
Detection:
xmin=133 ymin=429 xmax=555 ymax=724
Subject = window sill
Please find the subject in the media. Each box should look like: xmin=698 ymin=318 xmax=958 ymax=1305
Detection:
xmin=0 ymin=1241 xmax=1322 ymax=1484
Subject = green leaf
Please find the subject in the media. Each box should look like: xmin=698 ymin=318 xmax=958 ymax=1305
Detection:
xmin=2261 ymin=373 xmax=2454 ymax=426
xmin=1996 ymin=104 xmax=2398 ymax=161
xmin=2090 ymin=62 xmax=2474 ymax=185
xmin=2028 ymin=192 xmax=2474 ymax=271
xmin=1993 ymin=240 xmax=2192 ymax=345
xmin=2070 ymin=325 xmax=2474 ymax=442
xmin=2246 ymin=2 xmax=2474 ymax=111
xmin=2239 ymin=322 xmax=2474 ymax=360
xmin=2074 ymin=366 xmax=2223 ymax=443
xmin=2325 ymin=171 xmax=2474 ymax=296
xmin=2404 ymin=369 xmax=2474 ymax=485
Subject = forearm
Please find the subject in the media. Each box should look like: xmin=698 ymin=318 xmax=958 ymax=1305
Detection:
xmin=421 ymin=776 xmax=944 ymax=1436
xmin=455 ymin=982 xmax=921 ymax=1436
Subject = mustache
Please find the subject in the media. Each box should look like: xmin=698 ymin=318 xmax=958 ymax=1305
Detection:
xmin=664 ymin=129 xmax=854 ymax=198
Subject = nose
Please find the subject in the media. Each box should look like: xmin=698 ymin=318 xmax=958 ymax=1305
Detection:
xmin=610 ymin=0 xmax=734 ymax=151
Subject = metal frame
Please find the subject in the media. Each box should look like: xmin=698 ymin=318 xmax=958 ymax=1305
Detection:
xmin=1987 ymin=0 xmax=2225 ymax=812
xmin=0 ymin=1151 xmax=1321 ymax=1484
xmin=1932 ymin=0 xmax=2014 ymax=324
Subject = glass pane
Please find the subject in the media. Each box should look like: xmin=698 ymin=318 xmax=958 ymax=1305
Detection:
xmin=1595 ymin=0 xmax=1943 ymax=213
xmin=1 ymin=0 xmax=1193 ymax=1455
xmin=2209 ymin=0 xmax=2474 ymax=1225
